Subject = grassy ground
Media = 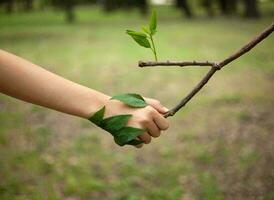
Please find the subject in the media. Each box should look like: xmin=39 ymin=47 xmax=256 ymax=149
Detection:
xmin=0 ymin=5 xmax=274 ymax=200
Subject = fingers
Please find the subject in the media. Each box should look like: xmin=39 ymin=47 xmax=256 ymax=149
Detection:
xmin=145 ymin=98 xmax=169 ymax=114
xmin=138 ymin=132 xmax=151 ymax=144
xmin=129 ymin=105 xmax=169 ymax=148
xmin=152 ymin=109 xmax=169 ymax=130
xmin=147 ymin=120 xmax=161 ymax=138
xmin=135 ymin=143 xmax=144 ymax=148
xmin=137 ymin=124 xmax=159 ymax=146
xmin=136 ymin=107 xmax=168 ymax=146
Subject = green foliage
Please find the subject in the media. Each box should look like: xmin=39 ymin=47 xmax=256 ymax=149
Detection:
xmin=149 ymin=10 xmax=157 ymax=35
xmin=126 ymin=10 xmax=158 ymax=61
xmin=111 ymin=93 xmax=147 ymax=108
xmin=101 ymin=114 xmax=132 ymax=132
xmin=114 ymin=127 xmax=144 ymax=146
xmin=198 ymin=172 xmax=223 ymax=200
xmin=89 ymin=106 xmax=105 ymax=125
xmin=126 ymin=30 xmax=151 ymax=48
xmin=89 ymin=93 xmax=147 ymax=146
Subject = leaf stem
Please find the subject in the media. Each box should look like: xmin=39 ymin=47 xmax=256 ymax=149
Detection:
xmin=150 ymin=35 xmax=158 ymax=61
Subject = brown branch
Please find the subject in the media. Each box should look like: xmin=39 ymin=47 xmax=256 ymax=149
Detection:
xmin=139 ymin=60 xmax=217 ymax=68
xmin=138 ymin=22 xmax=274 ymax=118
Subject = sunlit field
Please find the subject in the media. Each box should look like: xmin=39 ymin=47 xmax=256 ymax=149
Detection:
xmin=0 ymin=5 xmax=274 ymax=200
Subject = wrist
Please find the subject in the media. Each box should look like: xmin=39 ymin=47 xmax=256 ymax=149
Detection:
xmin=79 ymin=89 xmax=110 ymax=119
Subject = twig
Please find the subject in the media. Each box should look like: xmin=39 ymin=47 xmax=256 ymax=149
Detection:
xmin=138 ymin=22 xmax=274 ymax=118
xmin=139 ymin=60 xmax=217 ymax=68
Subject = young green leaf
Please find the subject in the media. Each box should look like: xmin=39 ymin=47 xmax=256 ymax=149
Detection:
xmin=114 ymin=127 xmax=144 ymax=146
xmin=88 ymin=106 xmax=105 ymax=125
xmin=149 ymin=10 xmax=157 ymax=35
xmin=126 ymin=30 xmax=151 ymax=48
xmin=126 ymin=30 xmax=147 ymax=37
xmin=111 ymin=93 xmax=147 ymax=108
xmin=142 ymin=26 xmax=151 ymax=35
xmin=100 ymin=114 xmax=132 ymax=133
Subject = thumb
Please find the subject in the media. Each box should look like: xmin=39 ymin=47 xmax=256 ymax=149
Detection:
xmin=144 ymin=98 xmax=169 ymax=114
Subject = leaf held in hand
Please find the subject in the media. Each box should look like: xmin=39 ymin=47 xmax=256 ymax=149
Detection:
xmin=149 ymin=10 xmax=157 ymax=35
xmin=88 ymin=94 xmax=148 ymax=147
xmin=111 ymin=93 xmax=147 ymax=108
xmin=126 ymin=30 xmax=151 ymax=48
xmin=100 ymin=114 xmax=132 ymax=133
xmin=127 ymin=139 xmax=144 ymax=146
xmin=88 ymin=106 xmax=105 ymax=125
xmin=114 ymin=127 xmax=144 ymax=146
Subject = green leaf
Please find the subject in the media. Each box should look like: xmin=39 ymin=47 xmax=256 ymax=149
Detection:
xmin=111 ymin=93 xmax=147 ymax=108
xmin=114 ymin=127 xmax=144 ymax=146
xmin=100 ymin=114 xmax=132 ymax=133
xmin=127 ymin=139 xmax=144 ymax=146
xmin=126 ymin=30 xmax=147 ymax=37
xmin=149 ymin=10 xmax=157 ymax=35
xmin=126 ymin=30 xmax=151 ymax=48
xmin=131 ymin=35 xmax=151 ymax=48
xmin=88 ymin=100 xmax=147 ymax=147
xmin=142 ymin=26 xmax=151 ymax=35
xmin=88 ymin=106 xmax=105 ymax=125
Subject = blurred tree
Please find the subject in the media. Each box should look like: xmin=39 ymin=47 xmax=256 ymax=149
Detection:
xmin=101 ymin=0 xmax=148 ymax=15
xmin=175 ymin=0 xmax=193 ymax=18
xmin=201 ymin=0 xmax=214 ymax=17
xmin=217 ymin=0 xmax=238 ymax=15
xmin=24 ymin=0 xmax=34 ymax=11
xmin=51 ymin=0 xmax=76 ymax=23
xmin=0 ymin=0 xmax=14 ymax=13
xmin=102 ymin=0 xmax=115 ymax=12
xmin=136 ymin=0 xmax=148 ymax=15
xmin=243 ymin=0 xmax=260 ymax=18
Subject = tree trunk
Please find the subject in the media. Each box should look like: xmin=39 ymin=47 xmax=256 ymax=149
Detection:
xmin=201 ymin=0 xmax=214 ymax=17
xmin=218 ymin=0 xmax=227 ymax=15
xmin=65 ymin=1 xmax=75 ymax=23
xmin=175 ymin=0 xmax=193 ymax=18
xmin=6 ymin=0 xmax=14 ymax=14
xmin=102 ymin=0 xmax=116 ymax=12
xmin=218 ymin=0 xmax=238 ymax=15
xmin=24 ymin=0 xmax=34 ymax=12
xmin=228 ymin=0 xmax=238 ymax=14
xmin=138 ymin=0 xmax=148 ymax=15
xmin=243 ymin=0 xmax=260 ymax=18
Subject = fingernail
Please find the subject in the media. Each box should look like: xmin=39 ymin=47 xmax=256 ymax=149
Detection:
xmin=163 ymin=107 xmax=169 ymax=112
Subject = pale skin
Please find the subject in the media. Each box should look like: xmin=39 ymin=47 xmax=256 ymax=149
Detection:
xmin=0 ymin=49 xmax=169 ymax=148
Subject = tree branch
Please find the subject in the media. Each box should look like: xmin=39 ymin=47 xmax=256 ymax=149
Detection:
xmin=138 ymin=22 xmax=274 ymax=118
xmin=139 ymin=60 xmax=217 ymax=68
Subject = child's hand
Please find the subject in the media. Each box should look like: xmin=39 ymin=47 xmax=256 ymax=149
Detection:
xmin=0 ymin=50 xmax=169 ymax=149
xmin=104 ymin=97 xmax=169 ymax=148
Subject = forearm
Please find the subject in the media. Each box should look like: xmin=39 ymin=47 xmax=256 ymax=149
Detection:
xmin=0 ymin=49 xmax=109 ymax=118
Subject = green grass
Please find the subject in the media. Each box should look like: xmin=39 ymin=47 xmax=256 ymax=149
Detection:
xmin=0 ymin=5 xmax=274 ymax=200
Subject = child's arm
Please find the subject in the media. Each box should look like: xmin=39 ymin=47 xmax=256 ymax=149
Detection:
xmin=0 ymin=49 xmax=169 ymax=146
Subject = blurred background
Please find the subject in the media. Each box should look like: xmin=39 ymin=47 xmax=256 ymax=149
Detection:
xmin=0 ymin=0 xmax=274 ymax=199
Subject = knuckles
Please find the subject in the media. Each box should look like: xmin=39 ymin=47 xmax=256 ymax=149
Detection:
xmin=140 ymin=134 xmax=151 ymax=144
xmin=145 ymin=106 xmax=156 ymax=116
xmin=162 ymin=122 xmax=169 ymax=130
xmin=140 ymin=116 xmax=150 ymax=125
xmin=152 ymin=131 xmax=161 ymax=138
xmin=152 ymin=99 xmax=161 ymax=105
